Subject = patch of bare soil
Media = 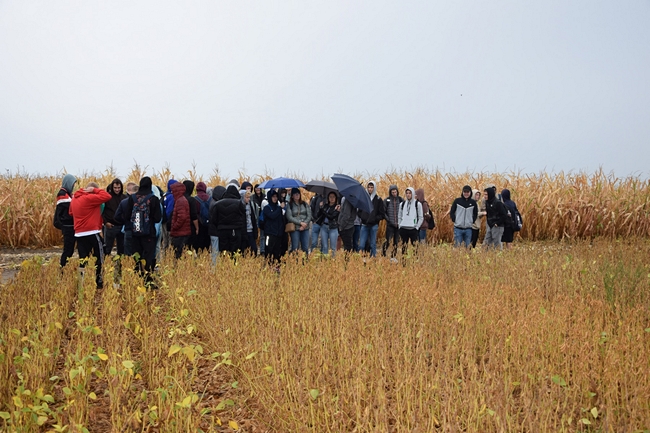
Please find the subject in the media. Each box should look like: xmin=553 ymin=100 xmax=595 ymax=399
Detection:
xmin=0 ymin=247 xmax=63 ymax=284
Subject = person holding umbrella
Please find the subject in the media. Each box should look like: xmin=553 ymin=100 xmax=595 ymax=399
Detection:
xmin=285 ymin=187 xmax=312 ymax=254
xmin=262 ymin=189 xmax=285 ymax=263
xmin=357 ymin=180 xmax=385 ymax=257
xmin=317 ymin=191 xmax=341 ymax=256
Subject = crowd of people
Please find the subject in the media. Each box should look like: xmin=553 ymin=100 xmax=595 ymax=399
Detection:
xmin=53 ymin=174 xmax=521 ymax=288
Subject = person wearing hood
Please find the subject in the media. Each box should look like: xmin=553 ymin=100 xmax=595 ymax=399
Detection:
xmin=471 ymin=189 xmax=484 ymax=248
xmin=382 ymin=184 xmax=403 ymax=257
xmin=54 ymin=173 xmax=78 ymax=267
xmin=449 ymin=185 xmax=478 ymax=248
xmin=162 ymin=179 xmax=178 ymax=253
xmin=114 ymin=182 xmax=138 ymax=256
xmin=69 ymin=182 xmax=112 ymax=288
xmin=357 ymin=180 xmax=385 ymax=257
xmin=241 ymin=181 xmax=253 ymax=193
xmin=194 ymin=181 xmax=212 ymax=252
xmin=398 ymin=187 xmax=423 ymax=250
xmin=102 ymin=178 xmax=126 ymax=256
xmin=170 ymin=182 xmax=191 ymax=259
xmin=212 ymin=181 xmax=246 ymax=255
xmin=182 ymin=180 xmax=200 ymax=251
xmin=415 ymin=188 xmax=433 ymax=243
xmin=262 ymin=189 xmax=286 ymax=263
xmin=252 ymin=184 xmax=265 ymax=209
xmin=482 ymin=186 xmax=509 ymax=250
xmin=239 ymin=190 xmax=258 ymax=255
xmin=208 ymin=185 xmax=226 ymax=263
xmin=317 ymin=191 xmax=341 ymax=256
xmin=120 ymin=177 xmax=162 ymax=285
xmin=500 ymin=189 xmax=521 ymax=249
xmin=286 ymin=187 xmax=312 ymax=254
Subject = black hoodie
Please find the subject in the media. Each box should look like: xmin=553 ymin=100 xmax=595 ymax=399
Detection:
xmin=485 ymin=187 xmax=509 ymax=228
xmin=103 ymin=178 xmax=126 ymax=226
xmin=211 ymin=183 xmax=246 ymax=231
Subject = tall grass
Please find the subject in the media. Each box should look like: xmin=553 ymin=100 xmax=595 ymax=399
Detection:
xmin=0 ymin=167 xmax=649 ymax=247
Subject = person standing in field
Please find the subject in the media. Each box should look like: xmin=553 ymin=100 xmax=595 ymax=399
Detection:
xmin=252 ymin=184 xmax=265 ymax=254
xmin=286 ymin=188 xmax=312 ymax=254
xmin=471 ymin=189 xmax=483 ymax=248
xmin=482 ymin=186 xmax=509 ymax=250
xmin=317 ymin=191 xmax=340 ymax=256
xmin=415 ymin=188 xmax=433 ymax=243
xmin=169 ymin=182 xmax=191 ymax=259
xmin=449 ymin=185 xmax=478 ymax=248
xmin=398 ymin=187 xmax=423 ymax=251
xmin=309 ymin=193 xmax=325 ymax=253
xmin=182 ymin=180 xmax=200 ymax=252
xmin=262 ymin=189 xmax=286 ymax=263
xmin=240 ymin=190 xmax=258 ymax=256
xmin=114 ymin=182 xmax=138 ymax=256
xmin=121 ymin=177 xmax=162 ymax=286
xmin=212 ymin=181 xmax=246 ymax=255
xmin=500 ymin=188 xmax=521 ymax=250
xmin=161 ymin=179 xmax=178 ymax=254
xmin=357 ymin=180 xmax=385 ymax=257
xmin=69 ymin=182 xmax=111 ymax=288
xmin=337 ymin=196 xmax=357 ymax=252
xmin=208 ymin=185 xmax=226 ymax=263
xmin=194 ymin=181 xmax=212 ymax=252
xmin=54 ymin=174 xmax=78 ymax=267
xmin=382 ymin=185 xmax=403 ymax=257
xmin=102 ymin=178 xmax=126 ymax=256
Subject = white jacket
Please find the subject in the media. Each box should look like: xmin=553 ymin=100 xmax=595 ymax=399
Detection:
xmin=398 ymin=187 xmax=423 ymax=230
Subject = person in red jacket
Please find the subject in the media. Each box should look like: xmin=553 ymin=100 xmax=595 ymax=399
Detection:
xmin=170 ymin=182 xmax=191 ymax=259
xmin=69 ymin=182 xmax=111 ymax=288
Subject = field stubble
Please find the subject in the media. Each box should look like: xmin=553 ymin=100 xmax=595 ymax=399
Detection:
xmin=1 ymin=240 xmax=649 ymax=432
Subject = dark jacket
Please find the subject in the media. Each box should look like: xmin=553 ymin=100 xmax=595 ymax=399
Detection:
xmin=310 ymin=195 xmax=324 ymax=223
xmin=114 ymin=196 xmax=133 ymax=230
xmin=384 ymin=185 xmax=403 ymax=228
xmin=262 ymin=190 xmax=285 ymax=237
xmin=358 ymin=194 xmax=385 ymax=226
xmin=119 ymin=177 xmax=162 ymax=237
xmin=337 ymin=198 xmax=357 ymax=231
xmin=501 ymin=189 xmax=521 ymax=228
xmin=449 ymin=190 xmax=478 ymax=229
xmin=183 ymin=180 xmax=199 ymax=236
xmin=485 ymin=188 xmax=509 ymax=228
xmin=211 ymin=184 xmax=246 ymax=231
xmin=318 ymin=202 xmax=340 ymax=230
xmin=208 ymin=186 xmax=226 ymax=236
xmin=53 ymin=174 xmax=77 ymax=230
xmin=103 ymin=178 xmax=126 ymax=226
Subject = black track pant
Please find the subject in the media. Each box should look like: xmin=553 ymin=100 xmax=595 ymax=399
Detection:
xmin=60 ymin=226 xmax=76 ymax=267
xmin=76 ymin=233 xmax=104 ymax=288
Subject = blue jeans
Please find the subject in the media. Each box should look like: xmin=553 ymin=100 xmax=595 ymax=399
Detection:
xmin=358 ymin=224 xmax=379 ymax=257
xmin=320 ymin=224 xmax=339 ymax=256
xmin=353 ymin=225 xmax=361 ymax=251
xmin=454 ymin=227 xmax=473 ymax=247
xmin=210 ymin=235 xmax=219 ymax=264
xmin=419 ymin=229 xmax=428 ymax=243
xmin=290 ymin=229 xmax=310 ymax=253
xmin=259 ymin=229 xmax=265 ymax=254
xmin=310 ymin=223 xmax=321 ymax=251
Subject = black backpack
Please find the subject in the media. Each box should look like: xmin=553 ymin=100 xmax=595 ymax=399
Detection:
xmin=400 ymin=200 xmax=421 ymax=224
xmin=131 ymin=193 xmax=154 ymax=237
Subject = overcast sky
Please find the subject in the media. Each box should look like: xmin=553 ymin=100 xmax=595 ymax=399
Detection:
xmin=1 ymin=1 xmax=648 ymax=180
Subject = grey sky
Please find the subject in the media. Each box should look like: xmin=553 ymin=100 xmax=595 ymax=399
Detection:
xmin=1 ymin=1 xmax=648 ymax=180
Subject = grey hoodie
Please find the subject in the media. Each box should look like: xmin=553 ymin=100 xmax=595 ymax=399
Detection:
xmin=398 ymin=187 xmax=423 ymax=230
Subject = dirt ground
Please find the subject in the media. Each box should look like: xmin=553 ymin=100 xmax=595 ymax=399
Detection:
xmin=0 ymin=247 xmax=63 ymax=284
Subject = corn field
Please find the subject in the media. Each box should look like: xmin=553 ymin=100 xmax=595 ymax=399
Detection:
xmin=1 ymin=167 xmax=649 ymax=248
xmin=1 ymin=241 xmax=649 ymax=432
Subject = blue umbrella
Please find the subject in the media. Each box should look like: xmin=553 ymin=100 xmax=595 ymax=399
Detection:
xmin=331 ymin=173 xmax=373 ymax=214
xmin=258 ymin=177 xmax=305 ymax=190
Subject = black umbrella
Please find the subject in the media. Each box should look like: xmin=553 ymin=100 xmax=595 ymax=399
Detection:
xmin=304 ymin=180 xmax=338 ymax=197
xmin=331 ymin=173 xmax=373 ymax=214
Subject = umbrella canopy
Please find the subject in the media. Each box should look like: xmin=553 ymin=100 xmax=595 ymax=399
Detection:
xmin=304 ymin=180 xmax=338 ymax=197
xmin=258 ymin=177 xmax=305 ymax=190
xmin=331 ymin=173 xmax=373 ymax=214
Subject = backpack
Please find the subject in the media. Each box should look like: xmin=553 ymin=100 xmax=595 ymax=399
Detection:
xmin=130 ymin=193 xmax=154 ymax=237
xmin=196 ymin=196 xmax=211 ymax=226
xmin=424 ymin=202 xmax=435 ymax=230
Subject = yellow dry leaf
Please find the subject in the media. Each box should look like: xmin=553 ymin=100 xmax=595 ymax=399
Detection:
xmin=97 ymin=353 xmax=109 ymax=361
xmin=228 ymin=420 xmax=239 ymax=430
xmin=88 ymin=392 xmax=97 ymax=400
